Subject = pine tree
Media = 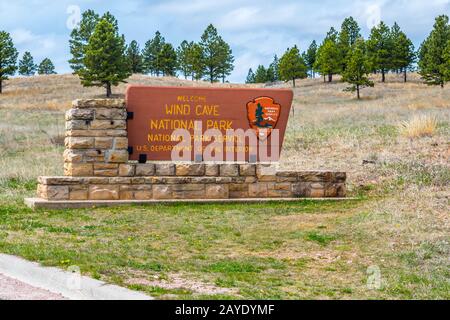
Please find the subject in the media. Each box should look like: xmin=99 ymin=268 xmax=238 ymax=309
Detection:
xmin=217 ymin=37 xmax=234 ymax=83
xmin=418 ymin=15 xmax=450 ymax=88
xmin=315 ymin=39 xmax=340 ymax=82
xmin=269 ymin=55 xmax=280 ymax=81
xmin=200 ymin=24 xmax=233 ymax=83
xmin=177 ymin=40 xmax=190 ymax=79
xmin=18 ymin=51 xmax=36 ymax=76
xmin=266 ymin=64 xmax=276 ymax=82
xmin=245 ymin=68 xmax=255 ymax=83
xmin=187 ymin=42 xmax=204 ymax=81
xmin=0 ymin=31 xmax=18 ymax=93
xmin=338 ymin=17 xmax=361 ymax=72
xmin=367 ymin=21 xmax=393 ymax=82
xmin=158 ymin=43 xmax=177 ymax=76
xmin=126 ymin=40 xmax=143 ymax=74
xmin=68 ymin=10 xmax=117 ymax=72
xmin=279 ymin=45 xmax=308 ymax=87
xmin=142 ymin=31 xmax=165 ymax=76
xmin=390 ymin=23 xmax=415 ymax=82
xmin=254 ymin=65 xmax=268 ymax=83
xmin=38 ymin=58 xmax=56 ymax=75
xmin=342 ymin=38 xmax=374 ymax=99
xmin=444 ymin=40 xmax=450 ymax=82
xmin=77 ymin=19 xmax=131 ymax=97
xmin=304 ymin=41 xmax=317 ymax=77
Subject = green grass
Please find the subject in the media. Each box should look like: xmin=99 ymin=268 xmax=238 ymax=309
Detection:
xmin=0 ymin=191 xmax=447 ymax=299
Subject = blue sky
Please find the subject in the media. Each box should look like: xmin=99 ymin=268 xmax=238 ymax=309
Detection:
xmin=1 ymin=0 xmax=449 ymax=82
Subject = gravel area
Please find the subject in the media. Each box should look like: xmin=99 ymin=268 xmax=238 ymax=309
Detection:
xmin=0 ymin=273 xmax=66 ymax=300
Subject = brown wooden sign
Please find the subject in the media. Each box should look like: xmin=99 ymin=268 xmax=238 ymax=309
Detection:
xmin=125 ymin=85 xmax=293 ymax=162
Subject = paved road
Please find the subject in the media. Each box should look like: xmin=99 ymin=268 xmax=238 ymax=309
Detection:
xmin=0 ymin=273 xmax=66 ymax=300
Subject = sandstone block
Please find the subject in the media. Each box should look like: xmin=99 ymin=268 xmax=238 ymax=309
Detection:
xmin=38 ymin=176 xmax=82 ymax=185
xmin=239 ymin=164 xmax=256 ymax=176
xmin=66 ymin=120 xmax=88 ymax=130
xmin=176 ymin=164 xmax=205 ymax=176
xmin=248 ymin=183 xmax=268 ymax=197
xmin=205 ymin=164 xmax=219 ymax=176
xmin=46 ymin=186 xmax=69 ymax=200
xmin=94 ymin=169 xmax=118 ymax=177
xmin=153 ymin=185 xmax=172 ymax=199
xmin=94 ymin=108 xmax=127 ymax=120
xmin=114 ymin=137 xmax=128 ymax=149
xmin=220 ymin=164 xmax=239 ymax=176
xmin=69 ymin=186 xmax=88 ymax=200
xmin=155 ymin=163 xmax=175 ymax=176
xmin=109 ymin=177 xmax=132 ymax=184
xmin=105 ymin=150 xmax=128 ymax=163
xmin=94 ymin=163 xmax=118 ymax=170
xmin=292 ymin=183 xmax=309 ymax=197
xmin=90 ymin=120 xmax=126 ymax=130
xmin=136 ymin=163 xmax=155 ymax=176
xmin=205 ymin=185 xmax=229 ymax=199
xmin=63 ymin=149 xmax=83 ymax=163
xmin=73 ymin=99 xmax=125 ymax=109
xmin=310 ymin=188 xmax=325 ymax=198
xmin=66 ymin=129 xmax=128 ymax=137
xmin=119 ymin=164 xmax=135 ymax=177
xmin=95 ymin=137 xmax=114 ymax=149
xmin=65 ymin=137 xmax=94 ymax=149
xmin=88 ymin=185 xmax=119 ymax=200
xmin=64 ymin=163 xmax=93 ymax=176
xmin=65 ymin=108 xmax=94 ymax=121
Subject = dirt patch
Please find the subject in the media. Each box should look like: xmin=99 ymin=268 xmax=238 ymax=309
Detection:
xmin=125 ymin=272 xmax=239 ymax=296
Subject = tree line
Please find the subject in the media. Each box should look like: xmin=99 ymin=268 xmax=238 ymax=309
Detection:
xmin=0 ymin=32 xmax=56 ymax=92
xmin=68 ymin=10 xmax=234 ymax=96
xmin=246 ymin=15 xmax=450 ymax=98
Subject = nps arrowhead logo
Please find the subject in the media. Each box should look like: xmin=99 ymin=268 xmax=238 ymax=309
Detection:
xmin=246 ymin=96 xmax=281 ymax=140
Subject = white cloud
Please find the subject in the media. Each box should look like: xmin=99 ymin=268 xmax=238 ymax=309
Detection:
xmin=1 ymin=0 xmax=449 ymax=81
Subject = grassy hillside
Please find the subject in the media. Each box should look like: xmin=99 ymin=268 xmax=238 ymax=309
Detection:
xmin=0 ymin=73 xmax=448 ymax=299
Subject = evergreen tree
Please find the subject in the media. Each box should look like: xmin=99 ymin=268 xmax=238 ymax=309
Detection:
xmin=338 ymin=17 xmax=361 ymax=72
xmin=390 ymin=23 xmax=415 ymax=82
xmin=315 ymin=39 xmax=340 ymax=82
xmin=38 ymin=58 xmax=56 ymax=75
xmin=254 ymin=65 xmax=268 ymax=83
xmin=304 ymin=41 xmax=317 ymax=77
xmin=444 ymin=40 xmax=450 ymax=82
xmin=158 ymin=43 xmax=178 ymax=76
xmin=342 ymin=38 xmax=374 ymax=99
xmin=367 ymin=21 xmax=393 ymax=82
xmin=245 ymin=68 xmax=255 ymax=83
xmin=77 ymin=19 xmax=131 ymax=97
xmin=126 ymin=40 xmax=144 ymax=73
xmin=217 ymin=37 xmax=234 ymax=83
xmin=142 ymin=31 xmax=165 ymax=76
xmin=269 ymin=55 xmax=280 ymax=81
xmin=18 ymin=51 xmax=36 ymax=76
xmin=177 ymin=40 xmax=191 ymax=79
xmin=0 ymin=31 xmax=18 ymax=93
xmin=187 ymin=42 xmax=204 ymax=81
xmin=418 ymin=15 xmax=450 ymax=88
xmin=200 ymin=24 xmax=234 ymax=83
xmin=279 ymin=45 xmax=308 ymax=87
xmin=266 ymin=64 xmax=276 ymax=82
xmin=68 ymin=10 xmax=117 ymax=72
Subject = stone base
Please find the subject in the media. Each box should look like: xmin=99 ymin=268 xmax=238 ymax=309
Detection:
xmin=25 ymin=197 xmax=351 ymax=210
xmin=33 ymin=164 xmax=346 ymax=205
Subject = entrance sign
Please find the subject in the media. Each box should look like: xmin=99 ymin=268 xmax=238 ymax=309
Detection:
xmin=126 ymin=86 xmax=293 ymax=162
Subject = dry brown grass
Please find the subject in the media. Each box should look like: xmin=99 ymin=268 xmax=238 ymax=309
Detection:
xmin=398 ymin=114 xmax=438 ymax=138
xmin=0 ymin=74 xmax=256 ymax=111
xmin=0 ymin=72 xmax=448 ymax=299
